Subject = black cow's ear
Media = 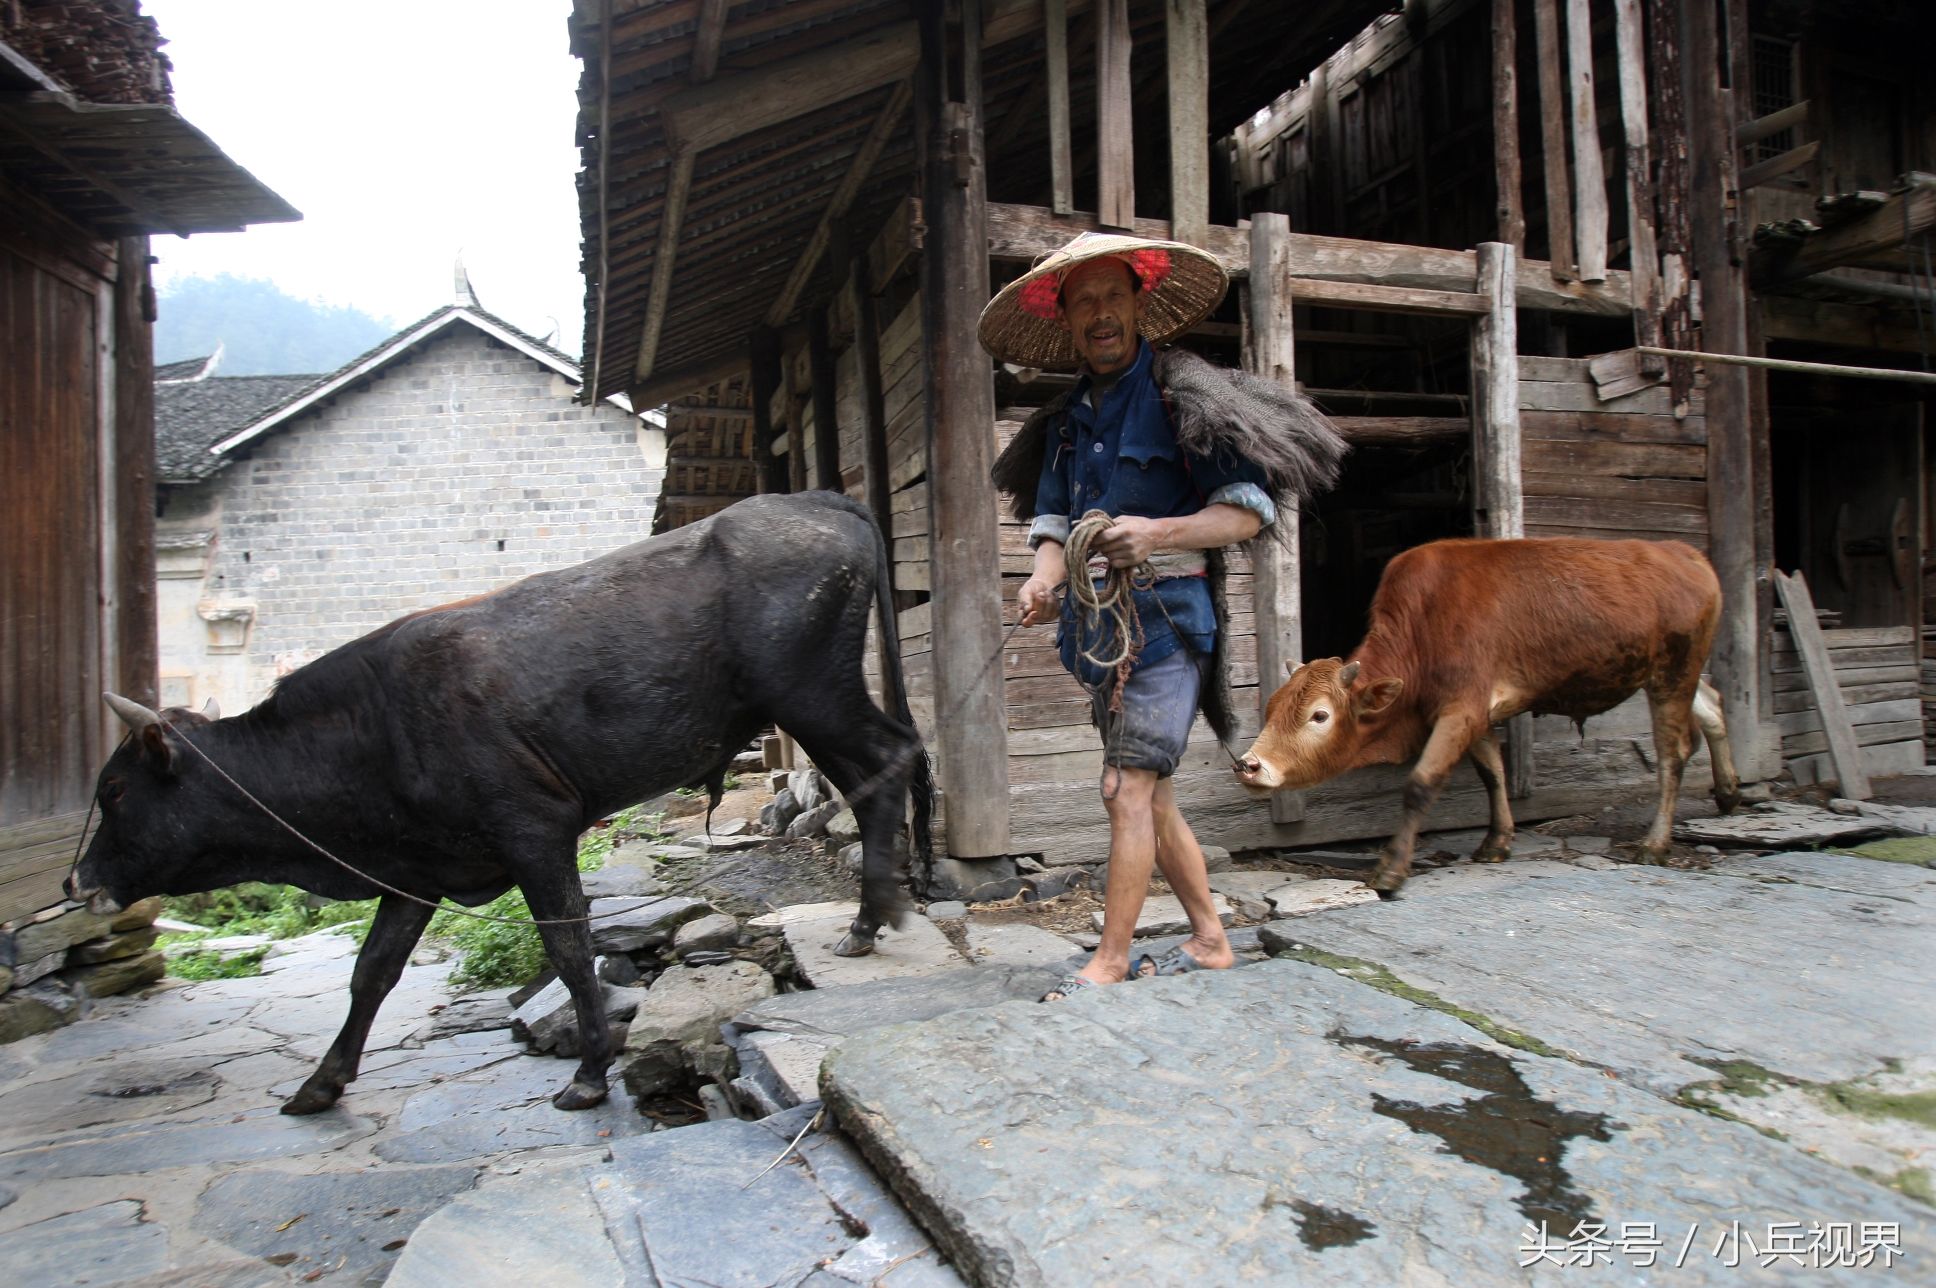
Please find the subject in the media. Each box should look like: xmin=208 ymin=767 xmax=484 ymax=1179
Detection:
xmin=137 ymin=723 xmax=178 ymax=776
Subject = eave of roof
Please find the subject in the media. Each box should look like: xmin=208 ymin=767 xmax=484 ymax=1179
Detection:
xmin=209 ymin=306 xmax=637 ymax=459
xmin=0 ymin=88 xmax=298 ymax=236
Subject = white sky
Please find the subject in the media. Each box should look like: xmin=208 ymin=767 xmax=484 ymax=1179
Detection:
xmin=145 ymin=0 xmax=588 ymax=353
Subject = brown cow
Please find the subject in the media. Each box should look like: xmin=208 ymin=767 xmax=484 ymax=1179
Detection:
xmin=1234 ymin=537 xmax=1742 ymax=893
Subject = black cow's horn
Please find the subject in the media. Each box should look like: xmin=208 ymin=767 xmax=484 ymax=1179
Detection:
xmin=104 ymin=692 xmax=162 ymax=733
xmin=1338 ymin=661 xmax=1361 ymax=686
xmin=201 ymin=697 xmax=220 ymax=720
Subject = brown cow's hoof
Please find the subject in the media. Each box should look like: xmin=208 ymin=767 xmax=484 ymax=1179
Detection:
xmin=1714 ymin=788 xmax=1742 ymax=816
xmin=553 ymin=1079 xmax=609 ymax=1111
xmin=832 ymin=932 xmax=876 ymax=958
xmin=280 ymin=1082 xmax=342 ymax=1116
xmin=1471 ymin=842 xmax=1512 ymax=864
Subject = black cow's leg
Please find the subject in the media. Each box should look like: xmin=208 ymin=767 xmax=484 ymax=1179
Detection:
xmin=283 ymin=894 xmax=435 ymax=1115
xmin=789 ymin=726 xmax=913 ymax=957
xmin=1466 ymin=731 xmax=1515 ymax=863
xmin=520 ymin=865 xmax=612 ymax=1110
xmin=1369 ymin=712 xmax=1479 ymax=896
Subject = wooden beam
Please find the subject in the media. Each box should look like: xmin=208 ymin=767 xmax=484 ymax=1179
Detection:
xmin=1331 ymin=416 xmax=1470 ymax=445
xmin=1046 ymin=0 xmax=1073 ymax=215
xmin=765 ymin=79 xmax=912 ymax=327
xmin=1736 ymin=98 xmax=1809 ymax=147
xmin=983 ymin=201 xmax=1636 ymax=315
xmin=1772 ymin=571 xmax=1871 ymax=798
xmin=1633 ymin=346 xmax=1936 ymax=387
xmin=1612 ymin=0 xmax=1660 ymax=350
xmin=1565 ymin=0 xmax=1608 ymax=281
xmin=629 ymin=346 xmax=746 ymax=412
xmin=588 ymin=0 xmax=616 ymax=404
xmin=808 ymin=305 xmax=841 ymax=490
xmin=1532 ymin=0 xmax=1576 ymax=280
xmin=1737 ymin=139 xmax=1819 ymax=191
xmin=662 ymin=21 xmax=916 ymax=153
xmin=1761 ymin=294 xmax=1936 ymax=355
xmin=1165 ymin=0 xmax=1209 ymax=247
xmin=1492 ymin=0 xmax=1525 ymax=250
xmin=1097 ymin=0 xmax=1134 ymax=229
xmin=1289 ymin=280 xmax=1491 ymax=317
xmin=1472 ymin=241 xmax=1531 ymax=795
xmin=1754 ymin=180 xmax=1936 ymax=285
xmin=689 ymin=0 xmax=729 ymax=82
xmin=1243 ymin=212 xmax=1305 ymax=825
xmin=631 ymin=148 xmax=695 ymax=383
xmin=919 ymin=0 xmax=1009 ymax=859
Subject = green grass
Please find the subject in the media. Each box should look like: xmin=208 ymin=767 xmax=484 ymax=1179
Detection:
xmin=160 ymin=806 xmax=668 ymax=989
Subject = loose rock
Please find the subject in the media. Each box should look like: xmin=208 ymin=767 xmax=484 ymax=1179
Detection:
xmin=924 ymin=901 xmax=967 ymax=921
xmin=588 ymin=896 xmax=709 ymax=954
xmin=825 ymin=808 xmax=860 ymax=847
xmin=510 ymin=978 xmax=643 ymax=1055
xmin=66 ymin=926 xmax=160 ymax=966
xmin=1090 ymin=894 xmax=1232 ymax=938
xmin=621 ymin=961 xmax=777 ymax=1096
xmin=1023 ymin=866 xmax=1091 ymax=902
xmin=0 ymin=978 xmax=86 ymax=1043
xmin=674 ymin=912 xmax=740 ymax=958
xmin=787 ymin=801 xmax=841 ymax=840
xmin=64 ymin=950 xmax=165 ymax=999
xmin=763 ymin=788 xmax=801 ymax=836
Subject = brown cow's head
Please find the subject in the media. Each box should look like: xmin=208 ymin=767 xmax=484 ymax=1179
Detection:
xmin=1234 ymin=658 xmax=1404 ymax=793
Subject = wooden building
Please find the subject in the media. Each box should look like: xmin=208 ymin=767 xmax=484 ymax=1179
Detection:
xmin=0 ymin=3 xmax=296 ymax=924
xmin=570 ymin=0 xmax=1933 ymax=873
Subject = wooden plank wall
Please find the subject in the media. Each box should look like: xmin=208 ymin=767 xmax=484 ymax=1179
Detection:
xmin=1774 ymin=625 xmax=1924 ymax=784
xmin=1518 ymin=355 xmax=1710 ymax=547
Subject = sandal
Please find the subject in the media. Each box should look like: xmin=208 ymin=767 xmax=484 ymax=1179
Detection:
xmin=1134 ymin=945 xmax=1210 ymax=978
xmin=1040 ymin=974 xmax=1099 ymax=1003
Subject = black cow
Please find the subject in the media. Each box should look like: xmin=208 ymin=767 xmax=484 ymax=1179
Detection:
xmin=69 ymin=492 xmax=932 ymax=1113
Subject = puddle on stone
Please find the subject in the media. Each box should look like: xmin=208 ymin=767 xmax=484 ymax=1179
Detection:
xmin=1289 ymin=1198 xmax=1375 ymax=1250
xmin=1336 ymin=1033 xmax=1613 ymax=1235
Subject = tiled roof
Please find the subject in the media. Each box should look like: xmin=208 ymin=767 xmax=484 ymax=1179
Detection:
xmin=154 ymin=370 xmax=320 ymax=483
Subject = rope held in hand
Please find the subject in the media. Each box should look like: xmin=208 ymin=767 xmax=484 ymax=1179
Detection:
xmin=1063 ymin=510 xmax=1158 ymax=686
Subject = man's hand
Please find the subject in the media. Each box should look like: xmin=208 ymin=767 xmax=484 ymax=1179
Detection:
xmin=1018 ymin=576 xmax=1060 ymax=627
xmin=1093 ymin=515 xmax=1166 ymax=568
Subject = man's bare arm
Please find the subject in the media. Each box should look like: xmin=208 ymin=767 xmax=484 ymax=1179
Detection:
xmin=1090 ymin=504 xmax=1263 ymax=568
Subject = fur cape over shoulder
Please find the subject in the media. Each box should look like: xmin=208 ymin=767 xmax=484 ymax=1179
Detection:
xmin=989 ymin=346 xmax=1348 ymax=746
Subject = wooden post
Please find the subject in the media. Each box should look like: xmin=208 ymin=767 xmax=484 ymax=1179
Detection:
xmin=1686 ymin=0 xmax=1765 ymax=779
xmin=1646 ymin=0 xmax=1695 ymax=405
xmin=1611 ymin=0 xmax=1661 ymax=350
xmin=1772 ymin=571 xmax=1871 ymax=798
xmin=1310 ymin=62 xmax=1342 ymax=235
xmin=1165 ymin=0 xmax=1208 ymax=247
xmin=783 ymin=339 xmax=807 ymax=493
xmin=845 ymin=235 xmax=893 ymax=534
xmin=808 ymin=306 xmax=841 ymax=491
xmin=1097 ymin=0 xmax=1134 ymax=229
xmin=1046 ymin=0 xmax=1073 ymax=216
xmin=919 ymin=0 xmax=1010 ymax=859
xmin=1492 ymin=0 xmax=1526 ymax=251
xmin=1532 ymin=0 xmax=1576 ymax=280
xmin=113 ymin=236 xmax=157 ymax=709
xmin=749 ymin=327 xmax=787 ymax=494
xmin=1244 ymin=213 xmax=1305 ymax=825
xmin=1471 ymin=241 xmax=1533 ymax=795
xmin=1565 ymin=0 xmax=1608 ymax=282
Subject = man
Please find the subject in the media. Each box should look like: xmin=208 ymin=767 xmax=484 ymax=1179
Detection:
xmin=981 ymin=232 xmax=1346 ymax=1001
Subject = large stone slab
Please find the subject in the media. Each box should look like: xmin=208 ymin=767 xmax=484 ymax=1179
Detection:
xmin=374 ymin=1054 xmax=650 ymax=1165
xmin=1088 ymin=892 xmax=1232 ymax=937
xmin=731 ymin=964 xmax=1062 ymax=1043
xmin=0 ymin=1056 xmax=219 ymax=1144
xmin=0 ymin=1107 xmax=377 ymax=1182
xmin=1673 ymin=800 xmax=1898 ymax=848
xmin=822 ymin=959 xmax=1931 ymax=1287
xmin=731 ymin=1029 xmax=831 ymax=1113
xmin=1269 ymin=852 xmax=1936 ymax=1094
xmin=0 ymin=1200 xmax=168 ymax=1285
xmin=783 ymin=906 xmax=968 ymax=988
xmin=962 ymin=922 xmax=1082 ymax=968
xmin=390 ymin=1163 xmax=625 ymax=1288
xmin=193 ymin=1165 xmax=479 ymax=1286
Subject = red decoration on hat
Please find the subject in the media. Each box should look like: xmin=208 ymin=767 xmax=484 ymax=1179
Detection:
xmin=1016 ymin=248 xmax=1175 ymax=320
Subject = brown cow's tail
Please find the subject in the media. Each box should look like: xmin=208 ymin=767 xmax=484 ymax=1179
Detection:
xmin=839 ymin=494 xmax=935 ymax=912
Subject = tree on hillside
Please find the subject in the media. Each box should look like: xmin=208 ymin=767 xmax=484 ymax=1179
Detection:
xmin=156 ymin=276 xmax=396 ymax=375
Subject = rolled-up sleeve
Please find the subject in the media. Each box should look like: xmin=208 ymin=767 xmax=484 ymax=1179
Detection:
xmin=1190 ymin=444 xmax=1276 ymax=530
xmin=1029 ymin=429 xmax=1073 ymax=549
xmin=1204 ymin=481 xmax=1277 ymax=529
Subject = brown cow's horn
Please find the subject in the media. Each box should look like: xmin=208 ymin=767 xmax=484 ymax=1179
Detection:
xmin=1337 ymin=661 xmax=1361 ymax=686
xmin=104 ymin=692 xmax=162 ymax=733
xmin=201 ymin=697 xmax=220 ymax=720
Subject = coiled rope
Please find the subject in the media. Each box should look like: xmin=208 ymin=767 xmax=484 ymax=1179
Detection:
xmin=1063 ymin=509 xmax=1158 ymax=682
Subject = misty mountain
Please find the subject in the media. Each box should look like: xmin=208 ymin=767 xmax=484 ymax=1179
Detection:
xmin=155 ymin=275 xmax=396 ymax=376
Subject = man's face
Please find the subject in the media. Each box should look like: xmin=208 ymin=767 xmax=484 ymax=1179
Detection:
xmin=1055 ymin=258 xmax=1145 ymax=375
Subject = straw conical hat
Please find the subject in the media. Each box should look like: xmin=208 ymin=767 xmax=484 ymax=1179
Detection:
xmin=977 ymin=231 xmax=1229 ymax=370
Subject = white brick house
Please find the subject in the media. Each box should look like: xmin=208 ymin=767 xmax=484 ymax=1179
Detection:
xmin=154 ymin=300 xmax=666 ymax=716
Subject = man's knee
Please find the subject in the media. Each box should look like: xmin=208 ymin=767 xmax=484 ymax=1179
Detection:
xmin=1101 ymin=766 xmax=1158 ymax=816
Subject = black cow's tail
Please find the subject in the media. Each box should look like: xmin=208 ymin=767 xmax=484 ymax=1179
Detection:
xmin=850 ymin=496 xmax=935 ymax=903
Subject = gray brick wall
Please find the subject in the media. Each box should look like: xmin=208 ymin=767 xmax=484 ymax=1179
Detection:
xmin=185 ymin=325 xmax=663 ymax=687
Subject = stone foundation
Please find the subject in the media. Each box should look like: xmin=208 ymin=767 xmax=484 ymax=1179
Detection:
xmin=0 ymin=897 xmax=165 ymax=1044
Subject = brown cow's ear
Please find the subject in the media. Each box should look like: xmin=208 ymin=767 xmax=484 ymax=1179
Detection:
xmin=1354 ymin=677 xmax=1404 ymax=717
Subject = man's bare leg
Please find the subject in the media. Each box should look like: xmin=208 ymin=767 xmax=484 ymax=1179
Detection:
xmin=1066 ymin=765 xmax=1161 ymax=987
xmin=1141 ymin=776 xmax=1235 ymax=972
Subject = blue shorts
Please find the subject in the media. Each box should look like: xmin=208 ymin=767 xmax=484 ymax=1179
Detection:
xmin=1090 ymin=648 xmax=1204 ymax=778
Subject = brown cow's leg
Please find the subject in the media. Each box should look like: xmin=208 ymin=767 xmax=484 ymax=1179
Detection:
xmin=282 ymin=894 xmax=435 ymax=1115
xmin=1637 ymin=686 xmax=1698 ymax=859
xmin=1466 ymin=731 xmax=1515 ymax=863
xmin=1369 ymin=713 xmax=1481 ymax=895
xmin=1694 ymin=680 xmax=1743 ymax=814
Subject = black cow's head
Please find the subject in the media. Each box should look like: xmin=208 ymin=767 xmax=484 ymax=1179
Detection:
xmin=67 ymin=692 xmax=232 ymax=915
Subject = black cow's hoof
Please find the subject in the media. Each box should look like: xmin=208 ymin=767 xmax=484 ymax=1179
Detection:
xmin=553 ymin=1079 xmax=609 ymax=1111
xmin=832 ymin=932 xmax=876 ymax=958
xmin=280 ymin=1083 xmax=341 ymax=1116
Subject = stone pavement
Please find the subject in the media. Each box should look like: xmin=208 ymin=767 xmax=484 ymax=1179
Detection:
xmin=2 ymin=842 xmax=1933 ymax=1285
